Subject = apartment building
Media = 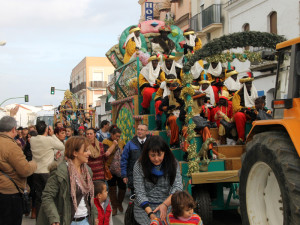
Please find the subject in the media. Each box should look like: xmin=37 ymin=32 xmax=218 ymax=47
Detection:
xmin=69 ymin=57 xmax=114 ymax=110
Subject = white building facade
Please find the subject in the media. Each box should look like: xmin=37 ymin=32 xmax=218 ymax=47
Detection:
xmin=225 ymin=0 xmax=300 ymax=108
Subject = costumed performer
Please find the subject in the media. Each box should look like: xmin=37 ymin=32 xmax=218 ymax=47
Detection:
xmin=222 ymin=69 xmax=240 ymax=99
xmin=232 ymin=72 xmax=258 ymax=145
xmin=139 ymin=54 xmax=165 ymax=115
xmin=154 ymin=74 xmax=182 ymax=130
xmin=124 ymin=26 xmax=142 ymax=64
xmin=159 ymin=80 xmax=184 ymax=148
xmin=151 ymin=25 xmax=176 ymax=55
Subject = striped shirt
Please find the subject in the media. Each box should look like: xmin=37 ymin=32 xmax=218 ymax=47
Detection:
xmin=167 ymin=212 xmax=203 ymax=225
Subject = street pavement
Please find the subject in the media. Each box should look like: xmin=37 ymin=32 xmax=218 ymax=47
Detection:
xmin=22 ymin=190 xmax=241 ymax=225
xmin=22 ymin=192 xmax=130 ymax=225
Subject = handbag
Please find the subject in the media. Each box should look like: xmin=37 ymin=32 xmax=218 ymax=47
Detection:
xmin=104 ymin=164 xmax=113 ymax=181
xmin=124 ymin=195 xmax=139 ymax=225
xmin=1 ymin=171 xmax=31 ymax=215
xmin=109 ymin=147 xmax=122 ymax=177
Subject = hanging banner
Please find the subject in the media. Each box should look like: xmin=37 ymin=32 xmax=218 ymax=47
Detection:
xmin=145 ymin=2 xmax=154 ymax=21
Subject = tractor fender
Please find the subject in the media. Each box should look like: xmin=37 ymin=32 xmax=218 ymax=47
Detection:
xmin=246 ymin=118 xmax=300 ymax=157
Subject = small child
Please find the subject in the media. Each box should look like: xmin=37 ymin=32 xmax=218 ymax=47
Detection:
xmin=94 ymin=181 xmax=113 ymax=225
xmin=166 ymin=191 xmax=203 ymax=225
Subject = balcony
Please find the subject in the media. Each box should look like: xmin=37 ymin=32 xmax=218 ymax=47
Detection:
xmin=190 ymin=4 xmax=222 ymax=34
xmin=190 ymin=13 xmax=202 ymax=32
xmin=89 ymin=81 xmax=107 ymax=89
xmin=158 ymin=0 xmax=171 ymax=12
xmin=70 ymin=82 xmax=86 ymax=94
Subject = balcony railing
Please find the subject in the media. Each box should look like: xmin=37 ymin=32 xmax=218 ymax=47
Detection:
xmin=190 ymin=4 xmax=222 ymax=32
xmin=202 ymin=4 xmax=221 ymax=29
xmin=70 ymin=82 xmax=86 ymax=93
xmin=89 ymin=81 xmax=107 ymax=89
xmin=190 ymin=13 xmax=202 ymax=32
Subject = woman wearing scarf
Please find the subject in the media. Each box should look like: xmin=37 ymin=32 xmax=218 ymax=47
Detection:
xmin=133 ymin=135 xmax=183 ymax=225
xmin=37 ymin=136 xmax=97 ymax=225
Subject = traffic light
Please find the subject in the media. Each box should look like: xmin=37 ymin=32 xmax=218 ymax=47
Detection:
xmin=24 ymin=95 xmax=29 ymax=102
xmin=51 ymin=87 xmax=55 ymax=95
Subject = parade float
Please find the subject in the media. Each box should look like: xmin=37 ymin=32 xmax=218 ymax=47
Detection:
xmin=54 ymin=90 xmax=96 ymax=129
xmin=105 ymin=19 xmax=295 ymax=224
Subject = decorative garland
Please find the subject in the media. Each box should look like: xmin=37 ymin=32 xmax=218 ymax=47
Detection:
xmin=180 ymin=72 xmax=201 ymax=175
xmin=205 ymin=51 xmax=262 ymax=63
xmin=183 ymin=31 xmax=286 ymax=72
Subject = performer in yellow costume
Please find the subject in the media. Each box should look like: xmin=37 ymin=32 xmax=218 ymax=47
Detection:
xmin=123 ymin=26 xmax=142 ymax=64
xmin=222 ymin=69 xmax=240 ymax=99
xmin=183 ymin=28 xmax=205 ymax=85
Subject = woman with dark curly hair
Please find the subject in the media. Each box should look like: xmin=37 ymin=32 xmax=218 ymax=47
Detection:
xmin=133 ymin=135 xmax=183 ymax=225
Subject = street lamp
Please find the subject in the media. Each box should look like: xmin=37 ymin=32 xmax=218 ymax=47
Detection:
xmin=0 ymin=41 xmax=6 ymax=46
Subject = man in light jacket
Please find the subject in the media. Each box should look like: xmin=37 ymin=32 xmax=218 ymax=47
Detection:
xmin=31 ymin=120 xmax=65 ymax=219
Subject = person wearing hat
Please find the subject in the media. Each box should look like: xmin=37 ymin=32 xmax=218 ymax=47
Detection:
xmin=211 ymin=94 xmax=233 ymax=145
xmin=124 ymin=26 xmax=142 ymax=64
xmin=182 ymin=28 xmax=202 ymax=54
xmin=181 ymin=92 xmax=213 ymax=152
xmin=139 ymin=54 xmax=165 ymax=115
xmin=78 ymin=125 xmax=85 ymax=136
xmin=154 ymin=74 xmax=182 ymax=130
xmin=151 ymin=25 xmax=175 ymax=55
xmin=223 ymin=69 xmax=241 ymax=99
xmin=182 ymin=28 xmax=205 ymax=82
xmin=161 ymin=54 xmax=183 ymax=81
xmin=202 ymin=61 xmax=225 ymax=104
xmin=159 ymin=79 xmax=184 ymax=148
xmin=232 ymin=72 xmax=258 ymax=145
xmin=199 ymin=75 xmax=216 ymax=106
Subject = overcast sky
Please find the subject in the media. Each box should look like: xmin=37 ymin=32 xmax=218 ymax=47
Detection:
xmin=0 ymin=0 xmax=140 ymax=107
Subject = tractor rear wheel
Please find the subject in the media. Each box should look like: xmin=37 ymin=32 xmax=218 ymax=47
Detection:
xmin=239 ymin=131 xmax=300 ymax=225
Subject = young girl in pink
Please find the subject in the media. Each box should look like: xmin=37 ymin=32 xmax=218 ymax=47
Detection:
xmin=166 ymin=191 xmax=203 ymax=225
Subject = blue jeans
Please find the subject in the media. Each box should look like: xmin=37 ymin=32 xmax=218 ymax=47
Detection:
xmin=70 ymin=217 xmax=89 ymax=225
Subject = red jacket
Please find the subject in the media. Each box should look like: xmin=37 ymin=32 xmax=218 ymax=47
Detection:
xmin=94 ymin=198 xmax=112 ymax=225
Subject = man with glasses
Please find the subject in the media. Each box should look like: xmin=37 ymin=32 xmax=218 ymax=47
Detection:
xmin=121 ymin=124 xmax=150 ymax=194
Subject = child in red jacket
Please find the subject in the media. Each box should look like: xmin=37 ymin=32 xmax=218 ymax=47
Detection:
xmin=94 ymin=181 xmax=113 ymax=225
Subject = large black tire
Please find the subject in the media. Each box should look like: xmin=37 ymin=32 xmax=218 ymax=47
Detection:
xmin=194 ymin=185 xmax=213 ymax=225
xmin=239 ymin=131 xmax=300 ymax=225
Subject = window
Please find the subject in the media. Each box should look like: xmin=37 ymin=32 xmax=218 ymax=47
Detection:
xmin=93 ymin=71 xmax=104 ymax=81
xmin=269 ymin=11 xmax=277 ymax=34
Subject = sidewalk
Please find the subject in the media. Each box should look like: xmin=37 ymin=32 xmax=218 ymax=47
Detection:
xmin=22 ymin=192 xmax=130 ymax=225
